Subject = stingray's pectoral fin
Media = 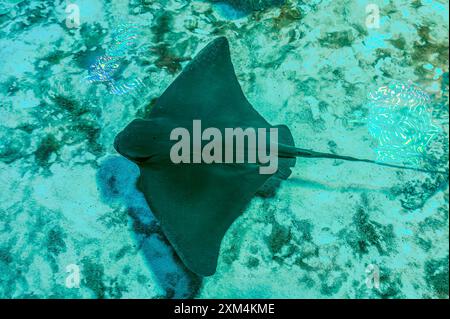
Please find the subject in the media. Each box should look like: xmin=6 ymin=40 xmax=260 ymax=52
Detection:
xmin=149 ymin=36 xmax=271 ymax=128
xmin=137 ymin=163 xmax=272 ymax=276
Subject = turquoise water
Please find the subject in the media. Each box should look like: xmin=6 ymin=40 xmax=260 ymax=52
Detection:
xmin=0 ymin=0 xmax=448 ymax=298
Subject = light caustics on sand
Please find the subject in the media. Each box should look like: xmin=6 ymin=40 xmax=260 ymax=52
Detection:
xmin=367 ymin=81 xmax=441 ymax=167
xmin=86 ymin=23 xmax=145 ymax=95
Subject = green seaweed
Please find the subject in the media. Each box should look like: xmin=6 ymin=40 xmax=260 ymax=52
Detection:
xmin=293 ymin=219 xmax=313 ymax=242
xmin=152 ymin=43 xmax=191 ymax=75
xmin=319 ymin=271 xmax=347 ymax=296
xmin=152 ymin=13 xmax=171 ymax=44
xmin=106 ymin=278 xmax=128 ymax=298
xmin=320 ymin=30 xmax=354 ymax=48
xmin=221 ymin=236 xmax=243 ymax=265
xmin=388 ymin=37 xmax=406 ymax=50
xmin=246 ymin=256 xmax=260 ymax=268
xmin=425 ymin=256 xmax=449 ymax=299
xmin=273 ymin=5 xmax=302 ymax=30
xmin=0 ymin=247 xmax=13 ymax=265
xmin=46 ymin=227 xmax=67 ymax=256
xmin=51 ymin=94 xmax=88 ymax=116
xmin=114 ymin=245 xmax=131 ymax=261
xmin=412 ymin=26 xmax=449 ymax=77
xmin=266 ymin=222 xmax=291 ymax=256
xmin=345 ymin=196 xmax=395 ymax=257
xmin=45 ymin=227 xmax=67 ymax=273
xmin=81 ymin=257 xmax=106 ymax=299
xmin=98 ymin=208 xmax=128 ymax=229
xmin=70 ymin=120 xmax=103 ymax=154
xmin=375 ymin=267 xmax=403 ymax=299
xmin=34 ymin=134 xmax=59 ymax=166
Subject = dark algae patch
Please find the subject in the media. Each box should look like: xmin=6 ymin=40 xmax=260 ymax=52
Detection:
xmin=425 ymin=256 xmax=449 ymax=299
xmin=82 ymin=257 xmax=106 ymax=299
xmin=51 ymin=94 xmax=89 ymax=116
xmin=266 ymin=222 xmax=292 ymax=256
xmin=246 ymin=256 xmax=260 ymax=268
xmin=345 ymin=195 xmax=395 ymax=257
xmin=34 ymin=134 xmax=59 ymax=166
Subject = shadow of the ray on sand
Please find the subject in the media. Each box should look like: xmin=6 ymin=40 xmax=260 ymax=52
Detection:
xmin=96 ymin=156 xmax=202 ymax=299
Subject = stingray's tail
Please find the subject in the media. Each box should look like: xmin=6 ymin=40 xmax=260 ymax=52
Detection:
xmin=290 ymin=147 xmax=447 ymax=175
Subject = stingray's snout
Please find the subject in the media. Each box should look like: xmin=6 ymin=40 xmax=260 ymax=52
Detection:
xmin=113 ymin=131 xmax=124 ymax=156
xmin=114 ymin=129 xmax=134 ymax=160
xmin=114 ymin=120 xmax=154 ymax=163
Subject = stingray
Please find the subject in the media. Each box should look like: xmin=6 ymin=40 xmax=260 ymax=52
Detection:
xmin=114 ymin=37 xmax=445 ymax=276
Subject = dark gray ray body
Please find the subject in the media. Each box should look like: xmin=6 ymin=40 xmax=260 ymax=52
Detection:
xmin=114 ymin=37 xmax=296 ymax=276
